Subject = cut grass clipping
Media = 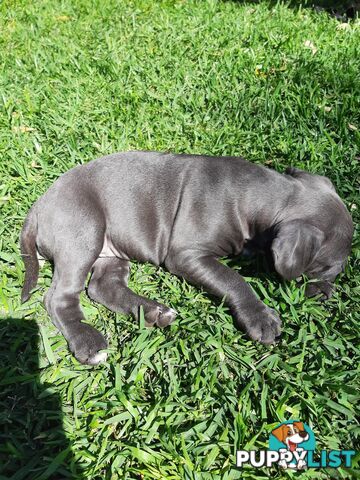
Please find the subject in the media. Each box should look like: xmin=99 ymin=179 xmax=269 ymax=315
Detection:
xmin=0 ymin=0 xmax=359 ymax=479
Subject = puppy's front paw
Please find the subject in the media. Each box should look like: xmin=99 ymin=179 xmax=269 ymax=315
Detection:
xmin=68 ymin=323 xmax=108 ymax=365
xmin=144 ymin=304 xmax=177 ymax=328
xmin=244 ymin=305 xmax=282 ymax=345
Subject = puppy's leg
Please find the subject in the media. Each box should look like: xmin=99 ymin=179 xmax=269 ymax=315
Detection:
xmin=45 ymin=248 xmax=108 ymax=365
xmin=88 ymin=257 xmax=177 ymax=328
xmin=41 ymin=198 xmax=109 ymax=365
xmin=166 ymin=252 xmax=281 ymax=344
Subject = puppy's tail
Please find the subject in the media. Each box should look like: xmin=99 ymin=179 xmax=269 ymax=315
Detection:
xmin=20 ymin=205 xmax=39 ymax=303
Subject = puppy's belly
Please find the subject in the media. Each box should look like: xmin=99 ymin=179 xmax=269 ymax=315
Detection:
xmin=98 ymin=235 xmax=124 ymax=259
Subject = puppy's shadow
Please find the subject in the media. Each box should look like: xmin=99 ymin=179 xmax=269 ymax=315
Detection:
xmin=226 ymin=245 xmax=277 ymax=280
xmin=0 ymin=318 xmax=83 ymax=479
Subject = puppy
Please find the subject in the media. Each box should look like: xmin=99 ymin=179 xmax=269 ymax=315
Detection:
xmin=21 ymin=151 xmax=353 ymax=364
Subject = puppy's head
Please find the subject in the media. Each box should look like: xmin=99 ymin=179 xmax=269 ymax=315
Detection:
xmin=271 ymin=168 xmax=353 ymax=298
xmin=272 ymin=422 xmax=309 ymax=451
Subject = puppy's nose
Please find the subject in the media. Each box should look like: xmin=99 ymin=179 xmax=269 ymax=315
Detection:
xmin=299 ymin=431 xmax=308 ymax=438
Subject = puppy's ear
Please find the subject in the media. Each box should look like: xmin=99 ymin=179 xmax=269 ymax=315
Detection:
xmin=294 ymin=421 xmax=305 ymax=432
xmin=271 ymin=221 xmax=325 ymax=280
xmin=271 ymin=425 xmax=288 ymax=444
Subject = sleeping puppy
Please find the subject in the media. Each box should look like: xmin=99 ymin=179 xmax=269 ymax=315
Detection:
xmin=20 ymin=151 xmax=353 ymax=365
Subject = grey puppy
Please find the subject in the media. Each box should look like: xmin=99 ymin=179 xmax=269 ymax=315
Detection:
xmin=21 ymin=151 xmax=353 ymax=365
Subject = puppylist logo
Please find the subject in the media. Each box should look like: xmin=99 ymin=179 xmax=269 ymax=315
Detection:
xmin=236 ymin=420 xmax=356 ymax=470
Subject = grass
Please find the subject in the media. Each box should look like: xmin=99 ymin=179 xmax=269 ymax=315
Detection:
xmin=0 ymin=0 xmax=359 ymax=478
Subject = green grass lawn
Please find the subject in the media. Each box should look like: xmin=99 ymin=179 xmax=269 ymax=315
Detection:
xmin=0 ymin=0 xmax=359 ymax=478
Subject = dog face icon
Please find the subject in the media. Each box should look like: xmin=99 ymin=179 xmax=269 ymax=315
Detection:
xmin=271 ymin=422 xmax=309 ymax=452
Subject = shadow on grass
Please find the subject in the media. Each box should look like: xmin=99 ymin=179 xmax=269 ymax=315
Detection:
xmin=0 ymin=318 xmax=83 ymax=479
xmin=226 ymin=0 xmax=359 ymax=19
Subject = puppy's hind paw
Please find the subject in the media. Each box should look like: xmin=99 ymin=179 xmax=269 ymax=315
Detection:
xmin=68 ymin=323 xmax=108 ymax=365
xmin=157 ymin=306 xmax=178 ymax=328
xmin=144 ymin=305 xmax=177 ymax=328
